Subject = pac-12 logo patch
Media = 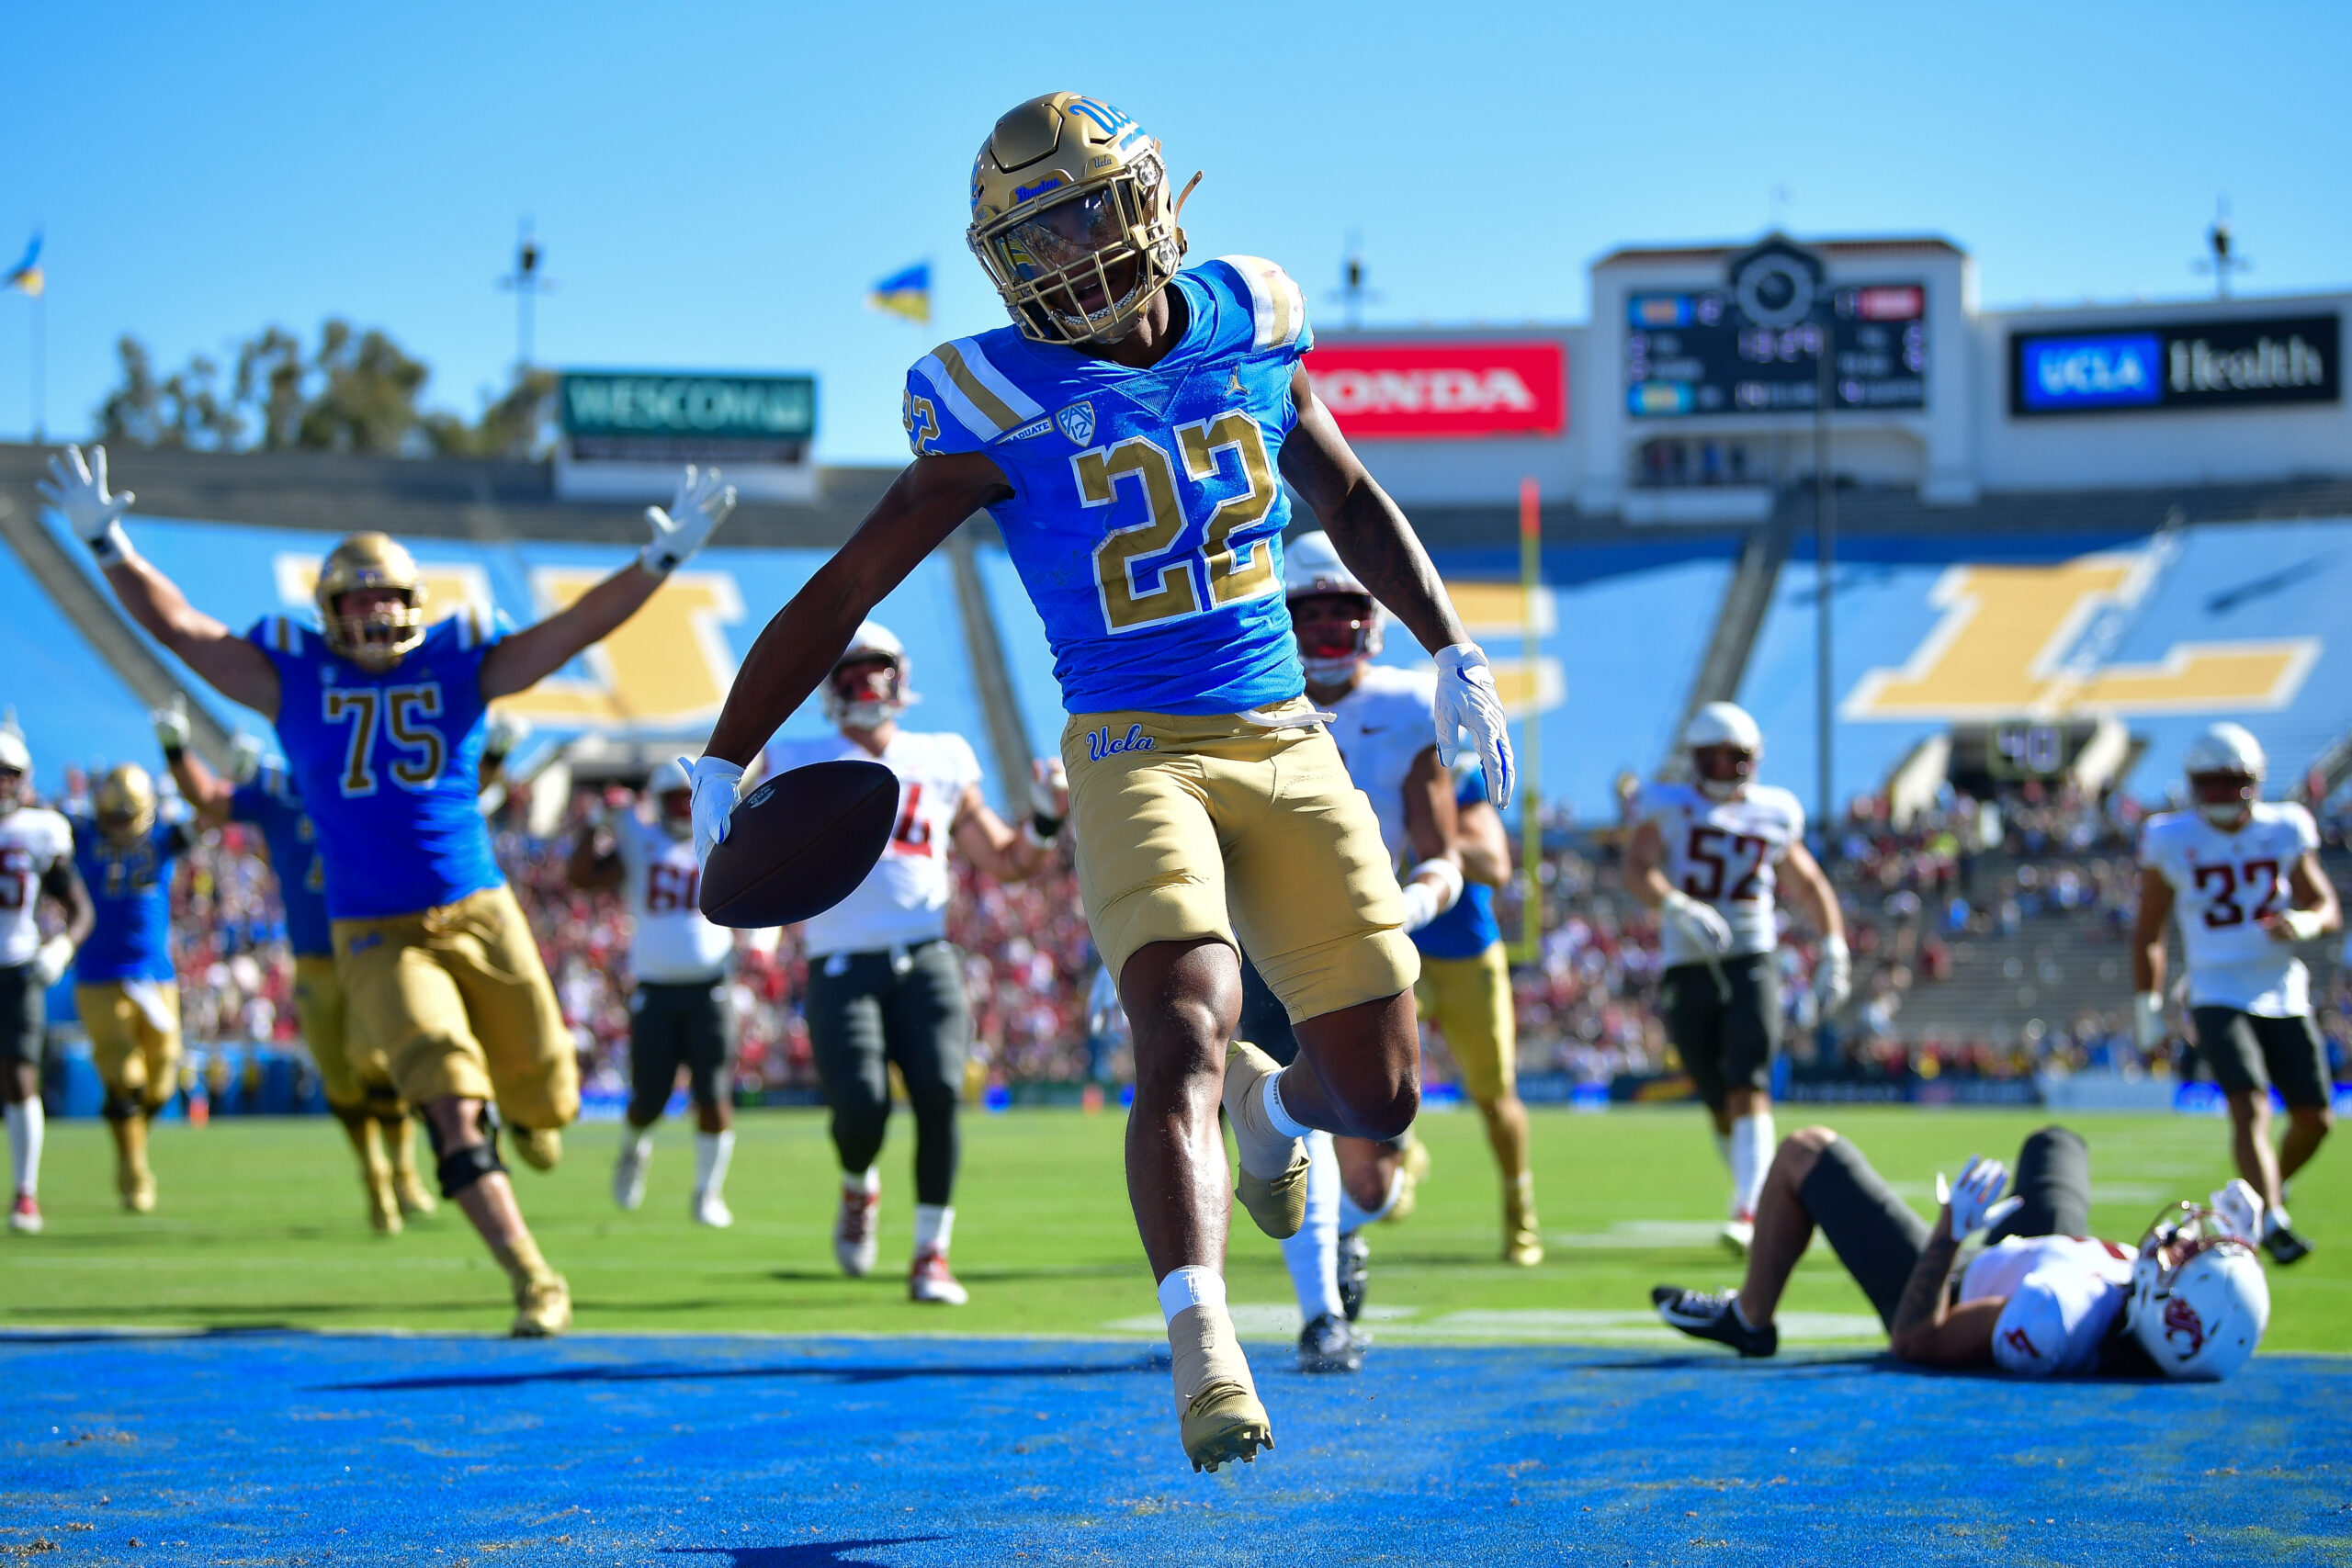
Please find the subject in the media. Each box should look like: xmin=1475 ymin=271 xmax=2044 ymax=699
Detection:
xmin=1057 ymin=401 xmax=1097 ymax=445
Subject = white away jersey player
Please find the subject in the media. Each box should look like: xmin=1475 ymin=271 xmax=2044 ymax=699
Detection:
xmin=0 ymin=807 xmax=73 ymax=966
xmin=1635 ymin=782 xmax=1805 ymax=966
xmin=2142 ymin=802 xmax=2321 ymax=1016
xmin=614 ymin=817 xmax=734 ymax=984
xmin=764 ymin=731 xmax=981 ymax=957
xmin=1324 ymin=665 xmax=1438 ymax=858
xmin=1960 ymin=1234 xmax=2135 ymax=1377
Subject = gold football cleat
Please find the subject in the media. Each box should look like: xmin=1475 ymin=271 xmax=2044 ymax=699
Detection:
xmin=366 ymin=1171 xmax=403 ymax=1235
xmin=1503 ymin=1180 xmax=1543 ymax=1266
xmin=511 ymin=1272 xmax=571 ymax=1337
xmin=1222 ymin=1040 xmax=1308 ymax=1239
xmin=1181 ymin=1381 xmax=1273 ymax=1473
xmin=1235 ymin=1149 xmax=1310 ymax=1241
xmin=508 ymin=1127 xmax=562 ymax=1172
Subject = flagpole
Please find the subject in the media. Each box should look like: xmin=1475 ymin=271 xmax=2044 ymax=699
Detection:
xmin=30 ymin=286 xmax=44 ymax=443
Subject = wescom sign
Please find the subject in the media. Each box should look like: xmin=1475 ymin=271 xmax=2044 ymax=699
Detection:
xmin=1303 ymin=341 xmax=1567 ymax=439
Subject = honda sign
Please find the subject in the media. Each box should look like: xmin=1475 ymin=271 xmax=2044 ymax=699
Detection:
xmin=1303 ymin=341 xmax=1566 ymax=439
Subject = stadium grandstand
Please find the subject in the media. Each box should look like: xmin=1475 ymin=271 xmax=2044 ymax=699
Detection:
xmin=5 ymin=231 xmax=2351 ymax=1123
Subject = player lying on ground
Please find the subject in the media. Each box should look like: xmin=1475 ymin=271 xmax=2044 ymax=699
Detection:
xmin=684 ymin=94 xmax=1511 ymax=1471
xmin=567 ymin=760 xmax=741 ymax=1230
xmin=1624 ymin=702 xmax=1848 ymax=1256
xmin=0 ymin=720 xmax=94 ymax=1235
xmin=43 ymin=442 xmax=734 ymax=1335
xmin=763 ymin=622 xmax=1068 ymax=1306
xmin=1654 ymin=1122 xmax=2270 ymax=1379
xmin=159 ymin=702 xmax=434 ymax=1234
xmin=2132 ymin=721 xmax=2338 ymax=1267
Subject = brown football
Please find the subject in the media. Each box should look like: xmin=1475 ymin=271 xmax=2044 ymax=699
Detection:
xmin=697 ymin=759 xmax=899 ymax=928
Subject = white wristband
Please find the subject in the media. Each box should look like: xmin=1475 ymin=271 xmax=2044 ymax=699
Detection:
xmin=2280 ymin=908 xmax=2326 ymax=942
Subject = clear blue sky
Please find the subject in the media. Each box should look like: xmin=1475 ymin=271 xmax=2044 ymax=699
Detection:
xmin=6 ymin=2 xmax=2346 ymax=465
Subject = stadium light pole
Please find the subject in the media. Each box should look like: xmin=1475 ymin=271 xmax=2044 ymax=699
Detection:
xmin=497 ymin=218 xmax=553 ymax=374
xmin=1813 ymin=302 xmax=1836 ymax=859
xmin=1513 ymin=475 xmax=1544 ymax=964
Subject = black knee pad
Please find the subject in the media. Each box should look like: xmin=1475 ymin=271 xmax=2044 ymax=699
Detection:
xmin=435 ymin=1141 xmax=505 ymax=1199
xmin=102 ymin=1093 xmax=139 ymax=1123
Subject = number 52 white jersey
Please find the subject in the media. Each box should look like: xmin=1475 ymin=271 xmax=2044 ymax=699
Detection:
xmin=2142 ymin=802 xmax=2319 ymax=1016
xmin=1635 ymin=781 xmax=1805 ymax=966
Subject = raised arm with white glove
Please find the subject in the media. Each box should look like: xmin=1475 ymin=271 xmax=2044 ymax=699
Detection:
xmin=38 ymin=445 xmax=137 ymax=566
xmin=1433 ymin=643 xmax=1515 ymax=810
xmin=2210 ymin=1178 xmax=2264 ymax=1245
xmin=1936 ymin=1155 xmax=2024 ymax=1239
xmin=640 ymin=466 xmax=737 ymax=577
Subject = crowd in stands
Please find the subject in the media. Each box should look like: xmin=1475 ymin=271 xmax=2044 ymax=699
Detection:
xmin=46 ymin=761 xmax=2352 ymax=1099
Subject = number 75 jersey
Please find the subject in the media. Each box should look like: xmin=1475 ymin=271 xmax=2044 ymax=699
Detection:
xmin=2142 ymin=802 xmax=2319 ymax=1016
xmin=250 ymin=612 xmax=503 ymax=921
xmin=1634 ymin=781 xmax=1806 ymax=966
xmin=902 ymin=256 xmax=1312 ymax=717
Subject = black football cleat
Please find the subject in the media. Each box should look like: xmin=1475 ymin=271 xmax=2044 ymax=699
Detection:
xmin=1296 ymin=1312 xmax=1366 ymax=1374
xmin=1652 ymin=1284 xmax=1778 ymax=1358
xmin=2262 ymin=1225 xmax=2313 ymax=1267
xmin=1336 ymin=1230 xmax=1369 ymax=1323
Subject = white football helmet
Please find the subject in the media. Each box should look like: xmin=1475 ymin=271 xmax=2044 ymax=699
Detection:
xmin=2183 ymin=721 xmax=2265 ymax=829
xmin=1283 ymin=530 xmax=1383 ymax=683
xmin=1683 ymin=701 xmax=1763 ymax=802
xmin=2128 ymin=1202 xmax=2270 ymax=1381
xmin=0 ymin=720 xmax=29 ymax=815
xmin=648 ymin=758 xmax=695 ymax=840
xmin=822 ymin=621 xmax=916 ymax=731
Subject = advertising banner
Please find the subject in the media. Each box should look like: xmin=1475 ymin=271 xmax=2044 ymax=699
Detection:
xmin=555 ymin=369 xmax=819 ymax=502
xmin=1303 ymin=341 xmax=1566 ymax=439
xmin=2009 ymin=314 xmax=2338 ymax=416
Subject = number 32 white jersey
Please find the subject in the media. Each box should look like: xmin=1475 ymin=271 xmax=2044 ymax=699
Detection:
xmin=764 ymin=730 xmax=981 ymax=958
xmin=2142 ymin=802 xmax=2319 ymax=1016
xmin=0 ymin=807 xmax=74 ymax=967
xmin=1635 ymin=782 xmax=1805 ymax=966
xmin=614 ymin=817 xmax=735 ymax=984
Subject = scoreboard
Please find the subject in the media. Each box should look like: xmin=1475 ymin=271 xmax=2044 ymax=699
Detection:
xmin=1625 ymin=282 xmax=1929 ymax=419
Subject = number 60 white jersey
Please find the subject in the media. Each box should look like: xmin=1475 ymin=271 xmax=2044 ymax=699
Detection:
xmin=1634 ymin=781 xmax=1805 ymax=967
xmin=2141 ymin=802 xmax=2320 ymax=1017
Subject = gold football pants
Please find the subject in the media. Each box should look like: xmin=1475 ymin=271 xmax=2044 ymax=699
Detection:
xmin=77 ymin=980 xmax=182 ymax=1114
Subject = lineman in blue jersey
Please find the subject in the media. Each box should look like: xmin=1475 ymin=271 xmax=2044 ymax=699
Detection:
xmin=687 ymin=93 xmax=1515 ymax=1472
xmin=158 ymin=703 xmax=434 ymax=1235
xmin=44 ymin=441 xmax=735 ymax=1337
xmin=68 ymin=763 xmax=194 ymax=1213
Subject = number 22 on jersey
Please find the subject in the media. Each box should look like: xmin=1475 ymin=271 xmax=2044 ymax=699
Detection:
xmin=1081 ymin=412 xmax=1278 ymax=633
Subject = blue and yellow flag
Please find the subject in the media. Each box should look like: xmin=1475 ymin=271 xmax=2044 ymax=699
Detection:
xmin=868 ymin=262 xmax=929 ymax=325
xmin=3 ymin=232 xmax=40 ymax=298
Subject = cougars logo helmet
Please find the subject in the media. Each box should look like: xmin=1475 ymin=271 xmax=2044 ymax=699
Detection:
xmin=2128 ymin=1201 xmax=2270 ymax=1380
xmin=967 ymin=93 xmax=1194 ymax=345
xmin=2183 ymin=721 xmax=2265 ymax=829
xmin=822 ymin=621 xmax=917 ymax=731
xmin=1283 ymin=530 xmax=1383 ymax=682
xmin=1682 ymin=702 xmax=1763 ymax=803
xmin=0 ymin=720 xmax=30 ymax=814
xmin=315 ymin=532 xmax=428 ymax=671
xmin=95 ymin=761 xmax=157 ymax=843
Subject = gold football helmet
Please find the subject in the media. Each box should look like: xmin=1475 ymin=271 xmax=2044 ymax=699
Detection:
xmin=96 ymin=761 xmax=156 ymax=842
xmin=316 ymin=532 xmax=427 ymax=670
xmin=967 ymin=93 xmax=1194 ymax=344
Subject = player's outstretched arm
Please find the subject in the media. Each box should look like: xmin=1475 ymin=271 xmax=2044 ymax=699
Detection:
xmin=481 ymin=468 xmax=738 ymax=700
xmin=39 ymin=859 xmax=95 ymax=954
xmin=950 ymin=761 xmax=1068 ymax=884
xmin=2265 ymin=849 xmax=2342 ymax=943
xmin=2129 ymin=866 xmax=2173 ymax=997
xmin=1884 ymin=1209 xmax=2000 ymax=1366
xmin=704 ymin=455 xmax=1010 ymax=769
xmin=40 ymin=446 xmax=281 ymax=717
xmin=1454 ymin=797 xmax=1511 ymax=888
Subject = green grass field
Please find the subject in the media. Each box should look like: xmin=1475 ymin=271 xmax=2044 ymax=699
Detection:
xmin=2 ymin=1104 xmax=2344 ymax=1351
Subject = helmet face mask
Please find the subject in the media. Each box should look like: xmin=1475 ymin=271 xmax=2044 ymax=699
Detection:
xmin=2189 ymin=769 xmax=2258 ymax=829
xmin=646 ymin=759 xmax=695 ymax=840
xmin=821 ymin=621 xmax=916 ymax=732
xmin=1690 ymin=744 xmax=1757 ymax=802
xmin=1290 ymin=592 xmax=1378 ymax=684
xmin=1682 ymin=703 xmax=1765 ymax=802
xmin=968 ymin=95 xmax=1188 ymax=346
xmin=95 ymin=762 xmax=156 ymax=843
xmin=316 ymin=533 xmax=427 ymax=671
xmin=2183 ymin=722 xmax=2264 ymax=829
xmin=0 ymin=762 xmax=25 ymax=816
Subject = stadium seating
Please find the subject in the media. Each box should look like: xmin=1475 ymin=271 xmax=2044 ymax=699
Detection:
xmin=0 ymin=548 xmax=164 ymax=790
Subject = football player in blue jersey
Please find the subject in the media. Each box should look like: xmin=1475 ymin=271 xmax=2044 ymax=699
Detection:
xmin=66 ymin=762 xmax=196 ymax=1213
xmin=157 ymin=701 xmax=433 ymax=1235
xmin=686 ymin=93 xmax=1514 ymax=1471
xmin=43 ymin=443 xmax=735 ymax=1335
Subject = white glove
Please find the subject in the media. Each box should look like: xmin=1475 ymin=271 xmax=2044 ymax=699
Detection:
xmin=1937 ymin=1155 xmax=2024 ymax=1238
xmin=679 ymin=753 xmax=745 ymax=868
xmin=1432 ymin=643 xmax=1515 ymax=809
xmin=37 ymin=444 xmax=136 ymax=565
xmin=2132 ymin=991 xmax=2166 ymax=1054
xmin=2269 ymin=908 xmax=2327 ymax=943
xmin=640 ymin=466 xmax=737 ymax=576
xmin=1397 ymin=857 xmax=1465 ymax=933
xmin=151 ymin=694 xmax=193 ymax=757
xmin=228 ymin=733 xmax=266 ymax=785
xmin=29 ymin=934 xmax=74 ymax=989
xmin=483 ymin=709 xmax=532 ymax=762
xmin=1659 ymin=888 xmax=1734 ymax=954
xmin=1814 ymin=932 xmax=1851 ymax=1013
xmin=1025 ymin=758 xmax=1069 ymax=841
xmin=2210 ymin=1179 xmax=2264 ymax=1245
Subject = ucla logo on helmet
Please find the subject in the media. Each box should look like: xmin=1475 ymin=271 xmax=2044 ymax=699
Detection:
xmin=1057 ymin=401 xmax=1097 ymax=445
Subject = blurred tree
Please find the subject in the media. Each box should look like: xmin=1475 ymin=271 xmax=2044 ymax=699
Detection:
xmin=95 ymin=323 xmax=553 ymax=458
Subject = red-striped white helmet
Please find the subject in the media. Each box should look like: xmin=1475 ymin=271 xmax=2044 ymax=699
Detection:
xmin=1683 ymin=702 xmax=1762 ymax=803
xmin=823 ymin=621 xmax=916 ymax=731
xmin=2183 ymin=722 xmax=2264 ymax=829
xmin=2129 ymin=1201 xmax=2268 ymax=1380
xmin=1283 ymin=531 xmax=1383 ymax=683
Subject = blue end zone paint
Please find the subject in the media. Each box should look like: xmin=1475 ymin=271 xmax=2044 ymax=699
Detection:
xmin=3 ymin=1335 xmax=2346 ymax=1563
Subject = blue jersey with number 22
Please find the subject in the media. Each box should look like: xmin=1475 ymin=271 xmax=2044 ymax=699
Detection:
xmin=903 ymin=257 xmax=1314 ymax=716
xmin=249 ymin=611 xmax=503 ymax=920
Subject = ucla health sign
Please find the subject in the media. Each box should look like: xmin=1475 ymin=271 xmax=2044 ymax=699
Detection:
xmin=2011 ymin=313 xmax=2337 ymax=416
